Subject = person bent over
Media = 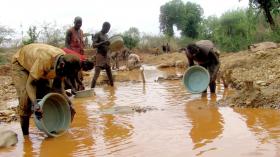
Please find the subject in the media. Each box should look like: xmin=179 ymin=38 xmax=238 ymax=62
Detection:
xmin=12 ymin=43 xmax=80 ymax=135
xmin=183 ymin=40 xmax=220 ymax=93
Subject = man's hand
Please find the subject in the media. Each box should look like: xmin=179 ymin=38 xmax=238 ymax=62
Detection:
xmin=104 ymin=40 xmax=110 ymax=46
xmin=71 ymin=88 xmax=77 ymax=95
xmin=70 ymin=105 xmax=76 ymax=122
xmin=100 ymin=40 xmax=110 ymax=46
xmin=78 ymin=84 xmax=85 ymax=91
xmin=32 ymin=101 xmax=43 ymax=120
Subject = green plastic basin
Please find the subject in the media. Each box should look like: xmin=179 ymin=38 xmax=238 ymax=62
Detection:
xmin=183 ymin=65 xmax=210 ymax=94
xmin=34 ymin=93 xmax=71 ymax=137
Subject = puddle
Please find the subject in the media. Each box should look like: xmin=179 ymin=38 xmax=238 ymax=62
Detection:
xmin=1 ymin=66 xmax=280 ymax=157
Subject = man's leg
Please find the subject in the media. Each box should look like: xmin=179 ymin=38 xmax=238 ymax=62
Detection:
xmin=116 ymin=58 xmax=119 ymax=69
xmin=207 ymin=63 xmax=218 ymax=93
xmin=91 ymin=66 xmax=101 ymax=88
xmin=105 ymin=64 xmax=114 ymax=86
xmin=12 ymin=62 xmax=31 ymax=135
xmin=200 ymin=64 xmax=208 ymax=93
xmin=209 ymin=81 xmax=216 ymax=93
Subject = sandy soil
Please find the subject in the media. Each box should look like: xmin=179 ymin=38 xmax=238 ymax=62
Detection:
xmin=218 ymin=47 xmax=280 ymax=109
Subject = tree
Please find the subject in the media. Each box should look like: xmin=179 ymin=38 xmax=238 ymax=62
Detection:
xmin=178 ymin=2 xmax=204 ymax=38
xmin=23 ymin=26 xmax=40 ymax=45
xmin=159 ymin=0 xmax=203 ymax=38
xmin=215 ymin=9 xmax=253 ymax=51
xmin=122 ymin=27 xmax=140 ymax=49
xmin=243 ymin=0 xmax=280 ymax=28
xmin=199 ymin=16 xmax=219 ymax=40
xmin=40 ymin=22 xmax=65 ymax=47
xmin=0 ymin=25 xmax=14 ymax=46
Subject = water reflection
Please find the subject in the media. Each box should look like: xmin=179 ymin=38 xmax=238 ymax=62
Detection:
xmin=23 ymin=137 xmax=34 ymax=157
xmin=186 ymin=94 xmax=224 ymax=150
xmin=233 ymin=108 xmax=280 ymax=143
xmin=98 ymin=87 xmax=134 ymax=155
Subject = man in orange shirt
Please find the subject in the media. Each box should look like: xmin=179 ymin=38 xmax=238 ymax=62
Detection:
xmin=65 ymin=16 xmax=89 ymax=93
xmin=65 ymin=16 xmax=85 ymax=55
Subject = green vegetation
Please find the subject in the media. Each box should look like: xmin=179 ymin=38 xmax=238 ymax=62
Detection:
xmin=159 ymin=0 xmax=203 ymax=38
xmin=158 ymin=0 xmax=280 ymax=52
xmin=23 ymin=26 xmax=40 ymax=45
xmin=122 ymin=27 xmax=140 ymax=49
xmin=199 ymin=8 xmax=280 ymax=52
xmin=247 ymin=0 xmax=280 ymax=28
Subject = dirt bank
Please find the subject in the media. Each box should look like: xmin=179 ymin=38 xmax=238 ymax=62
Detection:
xmin=218 ymin=47 xmax=280 ymax=109
xmin=0 ymin=48 xmax=18 ymax=123
xmin=141 ymin=52 xmax=187 ymax=68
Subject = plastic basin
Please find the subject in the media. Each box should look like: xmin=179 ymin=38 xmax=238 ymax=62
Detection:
xmin=109 ymin=35 xmax=124 ymax=51
xmin=183 ymin=65 xmax=210 ymax=93
xmin=74 ymin=89 xmax=95 ymax=98
xmin=34 ymin=93 xmax=71 ymax=137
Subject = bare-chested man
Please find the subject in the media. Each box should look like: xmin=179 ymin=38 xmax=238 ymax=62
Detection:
xmin=91 ymin=22 xmax=114 ymax=88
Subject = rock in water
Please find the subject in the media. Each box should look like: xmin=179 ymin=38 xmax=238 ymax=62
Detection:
xmin=0 ymin=128 xmax=18 ymax=148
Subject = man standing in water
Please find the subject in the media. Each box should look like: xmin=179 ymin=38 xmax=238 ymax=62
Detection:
xmin=12 ymin=43 xmax=79 ymax=135
xmin=91 ymin=22 xmax=114 ymax=88
xmin=65 ymin=16 xmax=85 ymax=55
xmin=183 ymin=40 xmax=220 ymax=93
xmin=65 ymin=16 xmax=87 ymax=93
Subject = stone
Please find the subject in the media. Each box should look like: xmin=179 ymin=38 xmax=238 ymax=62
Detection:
xmin=249 ymin=42 xmax=278 ymax=52
xmin=256 ymin=80 xmax=268 ymax=86
xmin=0 ymin=128 xmax=18 ymax=148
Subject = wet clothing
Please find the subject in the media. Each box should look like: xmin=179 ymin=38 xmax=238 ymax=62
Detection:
xmin=62 ymin=48 xmax=86 ymax=61
xmin=91 ymin=31 xmax=114 ymax=87
xmin=186 ymin=40 xmax=220 ymax=93
xmin=65 ymin=27 xmax=85 ymax=54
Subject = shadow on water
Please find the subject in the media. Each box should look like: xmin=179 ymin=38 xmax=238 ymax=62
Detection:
xmin=1 ymin=66 xmax=280 ymax=157
xmin=185 ymin=94 xmax=224 ymax=151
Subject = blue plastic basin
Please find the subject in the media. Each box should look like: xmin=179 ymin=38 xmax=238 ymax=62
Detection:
xmin=34 ymin=93 xmax=71 ymax=137
xmin=183 ymin=65 xmax=210 ymax=93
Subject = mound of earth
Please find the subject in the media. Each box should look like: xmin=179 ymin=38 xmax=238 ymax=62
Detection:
xmin=218 ymin=46 xmax=280 ymax=109
xmin=141 ymin=52 xmax=187 ymax=68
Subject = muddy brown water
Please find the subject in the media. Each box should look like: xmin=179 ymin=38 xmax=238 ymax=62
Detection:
xmin=1 ymin=66 xmax=280 ymax=157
